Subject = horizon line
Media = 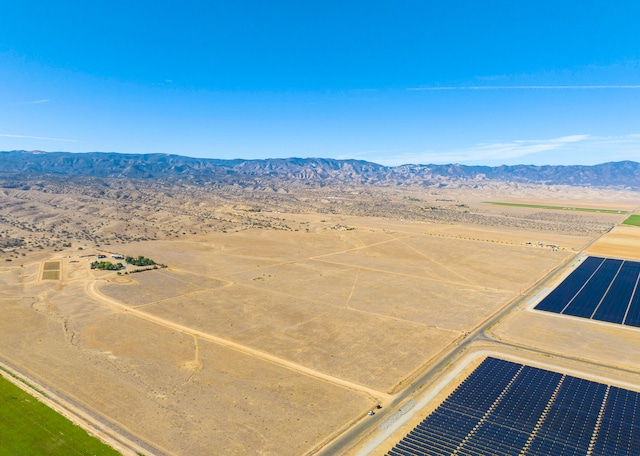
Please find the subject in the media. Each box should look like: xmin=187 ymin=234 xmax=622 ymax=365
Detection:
xmin=1 ymin=149 xmax=637 ymax=168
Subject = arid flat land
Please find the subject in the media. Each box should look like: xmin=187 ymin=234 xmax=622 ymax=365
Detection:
xmin=97 ymin=227 xmax=563 ymax=393
xmin=0 ymin=179 xmax=638 ymax=455
xmin=586 ymin=224 xmax=640 ymax=260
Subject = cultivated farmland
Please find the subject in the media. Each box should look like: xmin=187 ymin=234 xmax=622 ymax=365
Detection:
xmin=0 ymin=371 xmax=120 ymax=455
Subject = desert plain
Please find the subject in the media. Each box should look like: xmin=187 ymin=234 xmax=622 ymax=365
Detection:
xmin=0 ymin=178 xmax=639 ymax=455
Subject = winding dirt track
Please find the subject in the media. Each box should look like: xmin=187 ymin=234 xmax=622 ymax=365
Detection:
xmin=86 ymin=279 xmax=392 ymax=404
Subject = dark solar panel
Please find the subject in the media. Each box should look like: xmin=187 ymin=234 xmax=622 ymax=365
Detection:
xmin=440 ymin=358 xmax=520 ymax=417
xmin=592 ymin=386 xmax=640 ymax=456
xmin=416 ymin=414 xmax=473 ymax=439
xmin=459 ymin=423 xmax=530 ymax=455
xmin=529 ymin=376 xmax=606 ymax=454
xmin=563 ymin=258 xmax=623 ymax=318
xmin=593 ymin=261 xmax=640 ymax=324
xmin=623 ymin=274 xmax=640 ymax=327
xmin=413 ymin=408 xmax=480 ymax=452
xmin=535 ymin=256 xmax=604 ymax=313
xmin=526 ymin=438 xmax=586 ymax=456
xmin=487 ymin=366 xmax=560 ymax=430
xmin=534 ymin=256 xmax=640 ymax=329
xmin=386 ymin=357 xmax=640 ymax=456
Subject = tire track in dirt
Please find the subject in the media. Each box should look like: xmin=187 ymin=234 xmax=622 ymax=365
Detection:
xmin=345 ymin=268 xmax=361 ymax=308
xmin=309 ymin=234 xmax=414 ymax=261
xmin=308 ymin=232 xmax=511 ymax=292
xmin=311 ymin=258 xmax=509 ymax=293
xmin=87 ymin=280 xmax=392 ymax=403
xmin=394 ymin=236 xmax=483 ymax=288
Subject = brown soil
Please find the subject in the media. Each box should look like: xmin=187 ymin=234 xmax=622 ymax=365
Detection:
xmin=0 ymin=180 xmax=638 ymax=455
xmin=587 ymin=225 xmax=640 ymax=260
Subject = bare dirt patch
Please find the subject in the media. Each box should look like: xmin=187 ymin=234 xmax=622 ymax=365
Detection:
xmin=82 ymin=316 xmax=370 ymax=455
xmin=98 ymin=227 xmax=568 ymax=393
xmin=0 ymin=283 xmax=372 ymax=456
xmin=587 ymin=225 xmax=640 ymax=260
xmin=0 ymin=182 xmax=634 ymax=455
xmin=101 ymin=269 xmax=228 ymax=307
xmin=137 ymin=285 xmax=458 ymax=392
xmin=493 ymin=309 xmax=640 ymax=372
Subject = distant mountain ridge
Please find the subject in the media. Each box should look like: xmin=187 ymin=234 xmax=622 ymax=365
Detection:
xmin=1 ymin=150 xmax=639 ymax=189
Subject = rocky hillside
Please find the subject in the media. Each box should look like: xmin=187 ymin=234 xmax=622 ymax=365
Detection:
xmin=1 ymin=150 xmax=639 ymax=189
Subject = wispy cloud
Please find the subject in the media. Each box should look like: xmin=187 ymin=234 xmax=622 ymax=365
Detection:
xmin=374 ymin=134 xmax=640 ymax=166
xmin=409 ymin=85 xmax=640 ymax=91
xmin=0 ymin=133 xmax=78 ymax=143
xmin=382 ymin=135 xmax=588 ymax=165
xmin=557 ymin=134 xmax=640 ymax=162
xmin=8 ymin=99 xmax=51 ymax=105
xmin=462 ymin=135 xmax=590 ymax=160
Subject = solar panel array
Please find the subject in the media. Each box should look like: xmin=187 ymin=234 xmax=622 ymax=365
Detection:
xmin=387 ymin=357 xmax=640 ymax=456
xmin=535 ymin=256 xmax=640 ymax=327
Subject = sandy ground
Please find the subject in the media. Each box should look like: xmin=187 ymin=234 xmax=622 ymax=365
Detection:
xmin=98 ymin=226 xmax=566 ymax=393
xmin=0 ymin=214 xmax=574 ymax=455
xmin=587 ymin=224 xmax=640 ymax=260
xmin=0 ymin=184 xmax=637 ymax=455
xmin=493 ymin=310 xmax=640 ymax=372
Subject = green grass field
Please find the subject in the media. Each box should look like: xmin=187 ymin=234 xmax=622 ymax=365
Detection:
xmin=622 ymin=214 xmax=640 ymax=227
xmin=485 ymin=202 xmax=626 ymax=214
xmin=0 ymin=373 xmax=121 ymax=456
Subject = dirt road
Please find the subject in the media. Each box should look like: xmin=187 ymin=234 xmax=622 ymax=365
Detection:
xmin=87 ymin=279 xmax=392 ymax=404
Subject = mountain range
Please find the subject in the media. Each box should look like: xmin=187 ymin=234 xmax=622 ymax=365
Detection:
xmin=1 ymin=150 xmax=639 ymax=189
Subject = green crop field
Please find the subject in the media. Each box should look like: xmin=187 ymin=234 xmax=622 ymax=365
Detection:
xmin=0 ymin=373 xmax=120 ymax=456
xmin=622 ymin=214 xmax=640 ymax=227
xmin=485 ymin=202 xmax=626 ymax=214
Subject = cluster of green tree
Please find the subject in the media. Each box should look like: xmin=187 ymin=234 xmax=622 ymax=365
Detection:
xmin=125 ymin=255 xmax=156 ymax=266
xmin=90 ymin=261 xmax=124 ymax=270
xmin=123 ymin=264 xmax=164 ymax=275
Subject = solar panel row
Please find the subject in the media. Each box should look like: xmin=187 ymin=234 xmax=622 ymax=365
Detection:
xmin=564 ymin=258 xmax=621 ymax=318
xmin=534 ymin=256 xmax=604 ymax=313
xmin=593 ymin=386 xmax=640 ymax=455
xmin=386 ymin=357 xmax=640 ymax=456
xmin=535 ymin=256 xmax=640 ymax=328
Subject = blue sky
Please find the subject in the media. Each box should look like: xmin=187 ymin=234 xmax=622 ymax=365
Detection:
xmin=1 ymin=1 xmax=640 ymax=166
